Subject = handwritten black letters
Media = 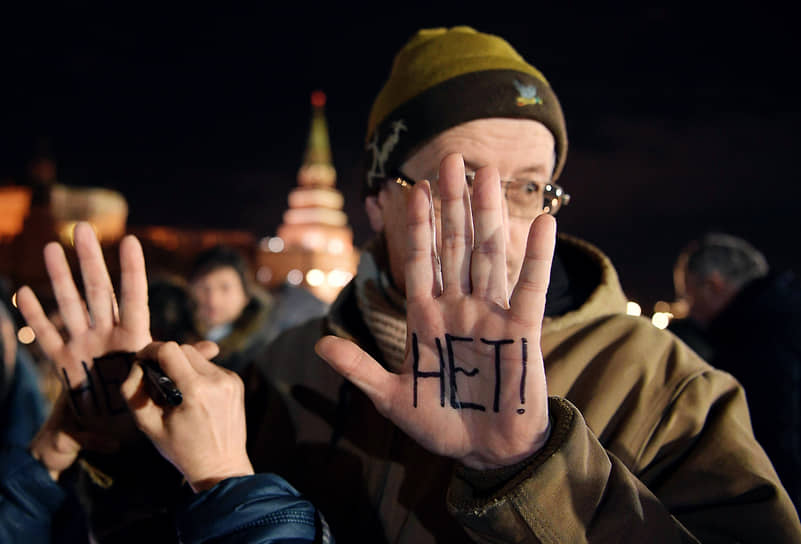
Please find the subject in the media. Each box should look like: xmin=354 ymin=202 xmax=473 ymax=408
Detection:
xmin=63 ymin=352 xmax=133 ymax=417
xmin=412 ymin=332 xmax=528 ymax=414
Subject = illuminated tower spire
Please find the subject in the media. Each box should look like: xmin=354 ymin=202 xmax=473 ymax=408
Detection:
xmin=298 ymin=90 xmax=336 ymax=187
xmin=256 ymin=91 xmax=358 ymax=303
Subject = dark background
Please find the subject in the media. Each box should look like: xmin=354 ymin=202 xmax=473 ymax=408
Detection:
xmin=2 ymin=7 xmax=799 ymax=312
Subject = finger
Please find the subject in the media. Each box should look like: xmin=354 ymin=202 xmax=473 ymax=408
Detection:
xmin=121 ymin=362 xmax=153 ymax=412
xmin=315 ymin=336 xmax=398 ymax=415
xmin=181 ymin=344 xmax=221 ymax=376
xmin=437 ymin=153 xmax=473 ymax=294
xmin=193 ymin=340 xmax=220 ymax=360
xmin=16 ymin=285 xmax=65 ymax=358
xmin=136 ymin=341 xmax=165 ymax=362
xmin=74 ymin=222 xmax=116 ymax=330
xmin=153 ymin=341 xmax=198 ymax=389
xmin=426 ymin=181 xmax=443 ymax=296
xmin=404 ymin=182 xmax=436 ymax=302
xmin=509 ymin=214 xmax=556 ymax=327
xmin=137 ymin=341 xmax=197 ymax=389
xmin=470 ymin=166 xmax=508 ymax=305
xmin=43 ymin=241 xmax=90 ymax=337
xmin=121 ymin=363 xmax=164 ymax=436
xmin=118 ymin=235 xmax=150 ymax=340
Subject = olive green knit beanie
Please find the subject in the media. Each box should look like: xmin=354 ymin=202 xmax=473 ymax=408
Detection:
xmin=364 ymin=26 xmax=568 ymax=196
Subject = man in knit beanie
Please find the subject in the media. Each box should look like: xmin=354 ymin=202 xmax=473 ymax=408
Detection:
xmin=363 ymin=26 xmax=568 ymax=194
xmin=249 ymin=26 xmax=799 ymax=542
xmin=22 ymin=26 xmax=798 ymax=543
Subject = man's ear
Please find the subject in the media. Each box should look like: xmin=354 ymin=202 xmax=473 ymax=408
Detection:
xmin=364 ymin=194 xmax=385 ymax=232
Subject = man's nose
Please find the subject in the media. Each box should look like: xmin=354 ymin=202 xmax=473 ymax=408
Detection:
xmin=207 ymin=289 xmax=224 ymax=308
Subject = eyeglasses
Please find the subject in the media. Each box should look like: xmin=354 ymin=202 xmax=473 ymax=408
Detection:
xmin=388 ymin=170 xmax=570 ymax=217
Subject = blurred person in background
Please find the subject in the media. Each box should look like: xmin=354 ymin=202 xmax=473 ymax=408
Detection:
xmin=674 ymin=232 xmax=801 ymax=509
xmin=188 ymin=245 xmax=327 ymax=374
xmin=188 ymin=245 xmax=269 ymax=374
xmin=148 ymin=274 xmax=200 ymax=345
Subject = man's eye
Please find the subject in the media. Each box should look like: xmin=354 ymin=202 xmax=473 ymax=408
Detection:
xmin=523 ymin=182 xmax=540 ymax=194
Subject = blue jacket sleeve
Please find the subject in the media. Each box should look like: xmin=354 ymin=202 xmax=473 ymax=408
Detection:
xmin=176 ymin=473 xmax=331 ymax=544
xmin=0 ymin=348 xmax=48 ymax=449
xmin=0 ymin=446 xmax=67 ymax=543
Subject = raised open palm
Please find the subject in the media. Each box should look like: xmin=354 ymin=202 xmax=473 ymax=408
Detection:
xmin=316 ymin=154 xmax=555 ymax=470
xmin=17 ymin=222 xmax=152 ymax=439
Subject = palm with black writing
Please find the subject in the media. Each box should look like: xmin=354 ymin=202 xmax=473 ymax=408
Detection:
xmin=316 ymin=154 xmax=555 ymax=469
xmin=18 ymin=223 xmax=152 ymax=455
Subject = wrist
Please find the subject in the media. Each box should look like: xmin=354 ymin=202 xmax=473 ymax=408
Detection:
xmin=187 ymin=459 xmax=255 ymax=493
xmin=460 ymin=414 xmax=552 ymax=471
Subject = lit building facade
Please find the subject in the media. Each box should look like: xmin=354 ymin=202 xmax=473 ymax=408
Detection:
xmin=256 ymin=91 xmax=358 ymax=303
xmin=0 ymin=156 xmax=129 ymax=305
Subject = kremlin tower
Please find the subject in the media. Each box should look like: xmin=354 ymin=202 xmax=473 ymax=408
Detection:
xmin=255 ymin=91 xmax=358 ymax=304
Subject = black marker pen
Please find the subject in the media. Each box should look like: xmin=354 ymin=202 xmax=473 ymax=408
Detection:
xmin=139 ymin=358 xmax=183 ymax=407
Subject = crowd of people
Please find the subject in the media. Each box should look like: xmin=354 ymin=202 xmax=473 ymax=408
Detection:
xmin=1 ymin=25 xmax=800 ymax=543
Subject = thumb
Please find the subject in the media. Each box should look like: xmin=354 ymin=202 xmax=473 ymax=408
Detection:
xmin=314 ymin=336 xmax=397 ymax=414
xmin=121 ymin=363 xmax=165 ymax=438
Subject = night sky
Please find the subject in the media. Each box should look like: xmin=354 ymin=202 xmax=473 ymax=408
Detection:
xmin=2 ymin=7 xmax=799 ymax=312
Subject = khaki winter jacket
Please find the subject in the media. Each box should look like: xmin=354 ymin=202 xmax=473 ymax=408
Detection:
xmin=247 ymin=235 xmax=801 ymax=543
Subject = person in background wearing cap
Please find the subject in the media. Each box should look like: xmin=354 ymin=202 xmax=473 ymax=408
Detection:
xmin=16 ymin=26 xmax=799 ymax=543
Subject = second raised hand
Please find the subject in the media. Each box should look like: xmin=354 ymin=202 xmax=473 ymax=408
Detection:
xmin=17 ymin=222 xmax=152 ymax=435
xmin=316 ymin=153 xmax=556 ymax=470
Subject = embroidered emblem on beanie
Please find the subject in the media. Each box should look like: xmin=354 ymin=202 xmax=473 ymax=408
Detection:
xmin=514 ymin=80 xmax=543 ymax=106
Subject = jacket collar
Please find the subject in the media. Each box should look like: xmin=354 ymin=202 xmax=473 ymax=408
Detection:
xmin=213 ymin=293 xmax=274 ymax=355
xmin=541 ymin=234 xmax=628 ymax=334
